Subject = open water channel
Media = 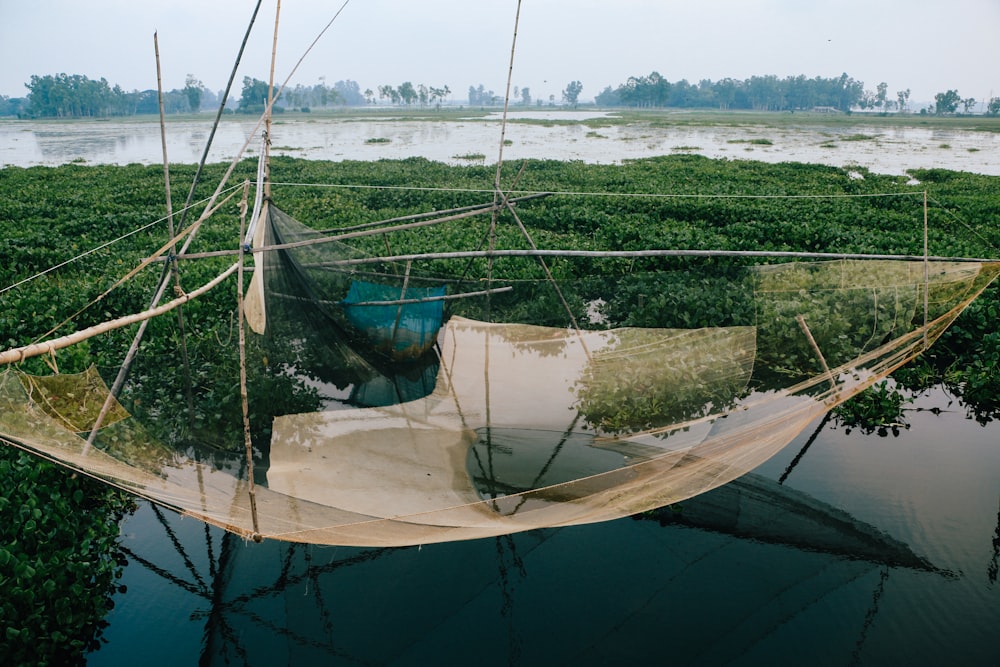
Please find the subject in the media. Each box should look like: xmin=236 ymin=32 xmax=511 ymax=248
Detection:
xmin=3 ymin=112 xmax=999 ymax=664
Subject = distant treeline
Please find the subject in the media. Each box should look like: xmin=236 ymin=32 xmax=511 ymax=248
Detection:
xmin=0 ymin=74 xmax=370 ymax=119
xmin=597 ymin=72 xmax=1000 ymax=115
xmin=595 ymin=72 xmax=873 ymax=111
xmin=3 ymin=73 xmax=225 ymax=118
xmin=4 ymin=70 xmax=999 ymax=118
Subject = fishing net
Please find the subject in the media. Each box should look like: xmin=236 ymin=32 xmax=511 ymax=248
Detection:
xmin=1 ymin=202 xmax=998 ymax=547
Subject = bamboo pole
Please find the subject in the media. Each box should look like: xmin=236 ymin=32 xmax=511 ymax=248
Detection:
xmin=175 ymin=0 xmax=265 ymax=234
xmin=285 ymin=248 xmax=999 ymax=268
xmin=797 ymin=314 xmax=839 ymax=401
xmin=155 ymin=31 xmax=196 ymax=420
xmin=263 ymin=0 xmax=280 ymax=202
xmin=237 ymin=181 xmax=261 ymax=541
xmin=82 ymin=32 xmax=197 ymax=447
xmin=923 ymin=190 xmax=930 ymax=349
xmin=0 ymin=264 xmax=240 ymax=367
xmin=342 ymin=285 xmax=513 ymax=307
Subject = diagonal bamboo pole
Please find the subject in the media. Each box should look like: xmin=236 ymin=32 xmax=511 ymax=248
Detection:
xmin=0 ymin=264 xmax=240 ymax=367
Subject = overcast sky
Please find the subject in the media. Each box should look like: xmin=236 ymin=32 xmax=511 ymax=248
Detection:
xmin=1 ymin=0 xmax=998 ymax=106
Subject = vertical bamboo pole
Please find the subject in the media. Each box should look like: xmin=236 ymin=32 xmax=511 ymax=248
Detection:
xmin=923 ymin=190 xmax=930 ymax=349
xmin=84 ymin=32 xmax=192 ymax=450
xmin=264 ymin=0 xmax=281 ymax=201
xmin=237 ymin=181 xmax=261 ymax=541
xmin=155 ymin=32 xmax=196 ymax=420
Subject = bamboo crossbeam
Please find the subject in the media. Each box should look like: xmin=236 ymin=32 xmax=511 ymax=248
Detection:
xmin=342 ymin=285 xmax=514 ymax=307
xmin=151 ymin=247 xmax=997 ymax=265
xmin=265 ymin=285 xmax=514 ymax=308
xmin=292 ymin=249 xmax=1000 ymax=267
xmin=321 ymin=192 xmax=552 ymax=235
xmin=0 ymin=263 xmax=240 ymax=366
xmin=147 ymin=193 xmax=552 ymax=262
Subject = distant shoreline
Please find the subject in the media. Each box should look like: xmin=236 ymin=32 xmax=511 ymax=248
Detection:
xmin=4 ymin=107 xmax=1000 ymax=132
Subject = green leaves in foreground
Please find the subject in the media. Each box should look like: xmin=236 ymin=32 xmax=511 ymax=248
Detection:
xmin=0 ymin=447 xmax=134 ymax=666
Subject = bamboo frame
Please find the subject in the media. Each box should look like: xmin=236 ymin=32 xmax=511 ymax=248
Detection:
xmin=0 ymin=264 xmax=240 ymax=366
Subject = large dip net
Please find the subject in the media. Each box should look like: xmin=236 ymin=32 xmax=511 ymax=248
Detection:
xmin=1 ymin=197 xmax=998 ymax=547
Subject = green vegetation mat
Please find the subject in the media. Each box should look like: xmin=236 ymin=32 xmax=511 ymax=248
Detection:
xmin=1 ymin=154 xmax=999 ymax=661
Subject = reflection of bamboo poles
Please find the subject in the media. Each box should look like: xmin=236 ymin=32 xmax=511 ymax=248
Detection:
xmin=778 ymin=411 xmax=832 ymax=485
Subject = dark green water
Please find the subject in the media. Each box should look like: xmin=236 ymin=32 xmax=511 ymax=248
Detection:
xmin=86 ymin=385 xmax=1000 ymax=666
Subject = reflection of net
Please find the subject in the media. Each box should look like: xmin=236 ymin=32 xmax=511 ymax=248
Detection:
xmin=2 ymin=203 xmax=997 ymax=547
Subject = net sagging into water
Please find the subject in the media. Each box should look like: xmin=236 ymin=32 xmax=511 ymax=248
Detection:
xmin=1 ymin=202 xmax=998 ymax=547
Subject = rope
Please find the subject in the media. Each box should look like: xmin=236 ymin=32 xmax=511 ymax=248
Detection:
xmin=927 ymin=194 xmax=999 ymax=253
xmin=0 ymin=263 xmax=240 ymax=367
xmin=0 ymin=185 xmax=243 ymax=298
xmin=28 ymin=188 xmax=242 ymax=346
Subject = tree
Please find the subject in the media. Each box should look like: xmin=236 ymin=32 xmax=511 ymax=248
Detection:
xmin=134 ymin=89 xmax=160 ymax=115
xmin=24 ymin=73 xmax=123 ymax=117
xmin=428 ymin=85 xmax=451 ymax=108
xmin=934 ymin=89 xmax=961 ymax=114
xmin=238 ymin=76 xmax=276 ymax=113
xmin=398 ymin=81 xmax=417 ymax=106
xmin=896 ymin=88 xmax=911 ymax=113
xmin=378 ymin=84 xmax=400 ymax=105
xmin=333 ymin=79 xmax=363 ymax=106
xmin=0 ymin=94 xmax=25 ymax=117
xmin=669 ymin=79 xmax=696 ymax=107
xmin=184 ymin=74 xmax=204 ymax=113
xmin=594 ymin=85 xmax=621 ymax=107
xmin=875 ymin=82 xmax=888 ymax=111
xmin=618 ymin=72 xmax=669 ymax=107
xmin=961 ymin=97 xmax=977 ymax=114
xmin=748 ymin=75 xmax=783 ymax=111
xmin=562 ymin=80 xmax=583 ymax=107
xmin=713 ymin=78 xmax=739 ymax=110
xmin=468 ymin=84 xmax=497 ymax=106
xmin=520 ymin=86 xmax=531 ymax=106
xmin=316 ymin=78 xmax=331 ymax=107
xmin=859 ymin=89 xmax=876 ymax=111
xmin=987 ymin=97 xmax=1000 ymax=116
xmin=834 ymin=73 xmax=864 ymax=112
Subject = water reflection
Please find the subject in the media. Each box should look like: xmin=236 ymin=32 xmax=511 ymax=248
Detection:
xmin=87 ymin=385 xmax=1000 ymax=665
xmin=96 ymin=468 xmax=943 ymax=665
xmin=3 ymin=115 xmax=998 ymax=175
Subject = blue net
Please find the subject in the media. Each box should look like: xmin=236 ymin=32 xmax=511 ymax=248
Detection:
xmin=343 ymin=281 xmax=446 ymax=361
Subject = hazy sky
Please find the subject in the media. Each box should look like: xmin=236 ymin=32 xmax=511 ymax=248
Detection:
xmin=1 ymin=0 xmax=998 ymax=106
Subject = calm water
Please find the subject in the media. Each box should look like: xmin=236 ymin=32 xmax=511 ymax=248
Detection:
xmin=87 ymin=386 xmax=1000 ymax=665
xmin=7 ymin=114 xmax=998 ymax=664
xmin=2 ymin=111 xmax=1000 ymax=176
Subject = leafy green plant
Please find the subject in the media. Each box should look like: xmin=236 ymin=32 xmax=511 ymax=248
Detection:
xmin=0 ymin=446 xmax=134 ymax=665
xmin=832 ymin=380 xmax=913 ymax=435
